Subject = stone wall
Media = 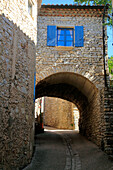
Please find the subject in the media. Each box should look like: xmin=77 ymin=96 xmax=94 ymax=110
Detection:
xmin=0 ymin=0 xmax=38 ymax=43
xmin=44 ymin=97 xmax=75 ymax=130
xmin=79 ymin=88 xmax=105 ymax=147
xmin=36 ymin=5 xmax=109 ymax=152
xmin=104 ymin=87 xmax=113 ymax=157
xmin=36 ymin=5 xmax=108 ymax=87
xmin=0 ymin=14 xmax=36 ymax=170
xmin=0 ymin=0 xmax=41 ymax=169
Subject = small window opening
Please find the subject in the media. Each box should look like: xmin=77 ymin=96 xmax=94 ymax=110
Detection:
xmin=28 ymin=0 xmax=32 ymax=17
xmin=57 ymin=28 xmax=74 ymax=47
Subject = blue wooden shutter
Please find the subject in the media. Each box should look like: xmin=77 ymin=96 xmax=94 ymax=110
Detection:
xmin=33 ymin=72 xmax=36 ymax=103
xmin=47 ymin=25 xmax=56 ymax=46
xmin=75 ymin=26 xmax=84 ymax=47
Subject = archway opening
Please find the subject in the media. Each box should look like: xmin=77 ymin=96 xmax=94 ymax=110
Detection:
xmin=35 ymin=72 xmax=102 ymax=146
xmin=35 ymin=96 xmax=80 ymax=131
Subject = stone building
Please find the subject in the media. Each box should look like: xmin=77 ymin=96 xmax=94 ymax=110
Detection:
xmin=36 ymin=4 xmax=113 ymax=158
xmin=36 ymin=4 xmax=109 ymax=134
xmin=0 ymin=0 xmax=41 ymax=169
xmin=0 ymin=1 xmax=113 ymax=169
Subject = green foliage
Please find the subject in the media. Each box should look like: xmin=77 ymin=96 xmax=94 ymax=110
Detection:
xmin=74 ymin=0 xmax=112 ymax=26
xmin=108 ymin=56 xmax=113 ymax=75
xmin=74 ymin=0 xmax=111 ymax=5
xmin=74 ymin=0 xmax=111 ymax=7
xmin=71 ymin=123 xmax=74 ymax=127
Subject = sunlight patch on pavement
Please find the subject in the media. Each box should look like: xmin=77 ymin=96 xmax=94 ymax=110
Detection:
xmin=44 ymin=129 xmax=79 ymax=132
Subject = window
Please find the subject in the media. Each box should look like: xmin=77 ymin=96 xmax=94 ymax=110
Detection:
xmin=57 ymin=28 xmax=74 ymax=47
xmin=47 ymin=25 xmax=84 ymax=47
xmin=28 ymin=0 xmax=32 ymax=17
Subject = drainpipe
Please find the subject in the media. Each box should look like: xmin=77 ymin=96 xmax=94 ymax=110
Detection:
xmin=103 ymin=5 xmax=107 ymax=87
xmin=112 ymin=0 xmax=113 ymax=44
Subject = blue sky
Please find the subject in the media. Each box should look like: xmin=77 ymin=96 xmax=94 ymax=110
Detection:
xmin=42 ymin=0 xmax=113 ymax=57
xmin=42 ymin=0 xmax=74 ymax=5
xmin=107 ymin=27 xmax=113 ymax=57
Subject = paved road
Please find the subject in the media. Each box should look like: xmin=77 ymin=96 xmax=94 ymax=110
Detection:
xmin=23 ymin=127 xmax=113 ymax=170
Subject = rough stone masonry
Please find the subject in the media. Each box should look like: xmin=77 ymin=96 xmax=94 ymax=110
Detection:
xmin=0 ymin=0 xmax=41 ymax=169
xmin=0 ymin=1 xmax=113 ymax=170
xmin=44 ymin=97 xmax=75 ymax=130
xmin=35 ymin=4 xmax=113 ymax=158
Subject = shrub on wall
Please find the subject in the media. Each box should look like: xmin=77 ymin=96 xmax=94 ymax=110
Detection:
xmin=108 ymin=56 xmax=113 ymax=86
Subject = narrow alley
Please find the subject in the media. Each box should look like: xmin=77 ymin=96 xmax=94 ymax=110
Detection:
xmin=1 ymin=1 xmax=113 ymax=169
xmin=23 ymin=127 xmax=113 ymax=170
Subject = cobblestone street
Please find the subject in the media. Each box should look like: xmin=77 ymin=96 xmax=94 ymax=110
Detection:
xmin=23 ymin=127 xmax=113 ymax=170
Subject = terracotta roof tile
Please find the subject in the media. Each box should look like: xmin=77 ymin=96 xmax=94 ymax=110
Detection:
xmin=41 ymin=4 xmax=108 ymax=8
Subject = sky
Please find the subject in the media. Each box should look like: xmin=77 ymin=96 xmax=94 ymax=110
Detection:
xmin=42 ymin=0 xmax=113 ymax=57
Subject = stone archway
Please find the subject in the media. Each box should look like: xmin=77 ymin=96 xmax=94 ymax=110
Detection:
xmin=35 ymin=72 xmax=105 ymax=148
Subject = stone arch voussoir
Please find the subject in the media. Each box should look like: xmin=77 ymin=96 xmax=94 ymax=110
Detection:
xmin=36 ymin=65 xmax=103 ymax=89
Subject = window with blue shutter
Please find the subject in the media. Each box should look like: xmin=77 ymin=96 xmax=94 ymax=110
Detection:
xmin=57 ymin=28 xmax=74 ymax=47
xmin=47 ymin=25 xmax=56 ymax=46
xmin=75 ymin=26 xmax=84 ymax=47
xmin=47 ymin=25 xmax=84 ymax=47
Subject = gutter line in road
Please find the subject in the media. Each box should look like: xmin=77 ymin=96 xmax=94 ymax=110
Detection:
xmin=56 ymin=132 xmax=81 ymax=170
